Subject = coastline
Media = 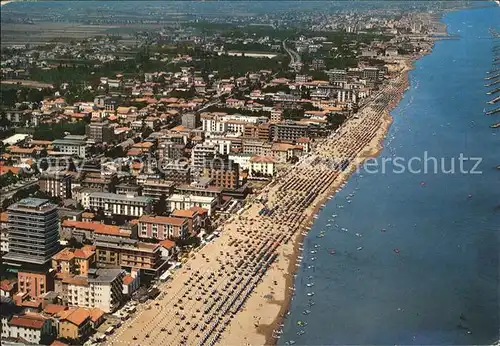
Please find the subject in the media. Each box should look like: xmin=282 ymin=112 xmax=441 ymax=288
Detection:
xmin=218 ymin=58 xmax=415 ymax=346
xmin=261 ymin=83 xmax=401 ymax=346
xmin=258 ymin=57 xmax=420 ymax=346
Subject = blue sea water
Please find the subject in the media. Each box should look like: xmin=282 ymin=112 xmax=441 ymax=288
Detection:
xmin=280 ymin=6 xmax=500 ymax=346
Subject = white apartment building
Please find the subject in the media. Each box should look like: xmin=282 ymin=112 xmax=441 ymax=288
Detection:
xmin=89 ymin=192 xmax=153 ymax=217
xmin=201 ymin=114 xmax=228 ymax=137
xmin=205 ymin=138 xmax=232 ymax=155
xmin=201 ymin=113 xmax=267 ymax=137
xmin=228 ymin=153 xmax=252 ymax=172
xmin=223 ymin=114 xmax=267 ymax=123
xmin=51 ymin=135 xmax=87 ymax=158
xmin=249 ymin=156 xmax=277 ymax=176
xmin=58 ymin=268 xmax=124 ymax=313
xmin=167 ymin=194 xmax=217 ymax=216
xmin=191 ymin=143 xmax=217 ymax=168
xmin=5 ymin=314 xmax=52 ymax=345
xmin=224 ymin=120 xmax=246 ymax=135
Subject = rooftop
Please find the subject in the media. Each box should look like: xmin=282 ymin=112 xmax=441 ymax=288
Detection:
xmin=90 ymin=192 xmax=153 ymax=204
xmin=9 ymin=314 xmax=46 ymax=329
xmin=8 ymin=198 xmax=56 ymax=213
xmin=139 ymin=215 xmax=188 ymax=226
xmin=58 ymin=307 xmax=90 ymax=326
xmin=171 ymin=209 xmax=197 ymax=218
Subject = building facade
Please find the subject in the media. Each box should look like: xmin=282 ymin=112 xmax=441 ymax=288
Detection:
xmin=138 ymin=215 xmax=189 ymax=240
xmin=85 ymin=122 xmax=114 ymax=143
xmin=203 ymin=158 xmax=240 ymax=190
xmin=39 ymin=172 xmax=72 ymax=199
xmin=3 ymin=198 xmax=60 ymax=265
xmin=88 ymin=192 xmax=152 ymax=217
xmin=52 ymin=135 xmax=87 ymax=158
xmin=55 ymin=268 xmax=124 ymax=313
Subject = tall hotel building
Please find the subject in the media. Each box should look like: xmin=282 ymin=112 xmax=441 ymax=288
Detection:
xmin=3 ymin=198 xmax=60 ymax=266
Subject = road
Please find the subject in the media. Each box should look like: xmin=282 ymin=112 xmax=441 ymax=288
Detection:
xmin=196 ymin=86 xmax=250 ymax=113
xmin=282 ymin=39 xmax=301 ymax=69
xmin=0 ymin=180 xmax=38 ymax=202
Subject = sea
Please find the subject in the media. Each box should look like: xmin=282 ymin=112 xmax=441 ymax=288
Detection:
xmin=280 ymin=5 xmax=500 ymax=346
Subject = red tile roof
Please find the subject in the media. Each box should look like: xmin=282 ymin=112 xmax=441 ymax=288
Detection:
xmin=59 ymin=307 xmax=90 ymax=326
xmin=159 ymin=239 xmax=176 ymax=249
xmin=9 ymin=315 xmax=46 ymax=329
xmin=44 ymin=304 xmax=67 ymax=316
xmin=0 ymin=166 xmax=21 ymax=175
xmin=171 ymin=209 xmax=196 ymax=219
xmin=189 ymin=206 xmax=208 ymax=215
xmin=122 ymin=274 xmax=135 ymax=285
xmin=62 ymin=220 xmax=128 ymax=238
xmin=89 ymin=308 xmax=105 ymax=323
xmin=51 ymin=340 xmax=69 ymax=346
xmin=139 ymin=215 xmax=187 ymax=226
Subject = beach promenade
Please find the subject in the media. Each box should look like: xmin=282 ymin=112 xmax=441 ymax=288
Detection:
xmin=107 ymin=61 xmax=411 ymax=346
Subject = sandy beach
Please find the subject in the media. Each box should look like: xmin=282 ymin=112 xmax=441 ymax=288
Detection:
xmin=106 ymin=57 xmax=414 ymax=346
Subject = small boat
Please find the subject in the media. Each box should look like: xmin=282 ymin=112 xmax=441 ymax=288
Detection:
xmin=393 ymin=249 xmax=400 ymax=254
xmin=330 ymin=250 xmax=336 ymax=255
xmin=357 ymin=246 xmax=363 ymax=251
xmin=297 ymin=330 xmax=305 ymax=336
xmin=467 ymin=194 xmax=473 ymax=199
xmin=355 ymin=233 xmax=362 ymax=237
xmin=307 ymin=292 xmax=315 ymax=296
xmin=381 ymin=228 xmax=386 ymax=232
xmin=297 ymin=321 xmax=308 ymax=327
xmin=302 ymin=309 xmax=311 ymax=315
xmin=310 ymin=250 xmax=317 ymax=254
xmin=314 ymin=244 xmax=320 ymax=248
xmin=307 ymin=276 xmax=313 ymax=280
xmin=310 ymin=257 xmax=317 ymax=261
xmin=317 ymin=234 xmax=324 ymax=238
xmin=306 ymin=283 xmax=314 ymax=287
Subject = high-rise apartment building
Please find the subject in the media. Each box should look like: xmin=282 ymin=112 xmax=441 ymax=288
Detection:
xmin=3 ymin=198 xmax=60 ymax=266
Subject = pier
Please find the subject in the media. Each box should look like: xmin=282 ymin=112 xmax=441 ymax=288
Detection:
xmin=487 ymin=95 xmax=500 ymax=104
xmin=485 ymin=107 xmax=500 ymax=115
xmin=486 ymin=87 xmax=500 ymax=95
xmin=485 ymin=79 xmax=500 ymax=87
xmin=484 ymin=73 xmax=500 ymax=80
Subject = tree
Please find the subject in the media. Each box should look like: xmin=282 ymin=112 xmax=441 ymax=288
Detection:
xmin=141 ymin=126 xmax=153 ymax=139
xmin=0 ymin=111 xmax=11 ymax=128
xmin=105 ymin=146 xmax=125 ymax=158
xmin=68 ymin=237 xmax=84 ymax=249
xmin=326 ymin=113 xmax=347 ymax=130
xmin=39 ymin=158 xmax=49 ymax=172
xmin=153 ymin=194 xmax=167 ymax=216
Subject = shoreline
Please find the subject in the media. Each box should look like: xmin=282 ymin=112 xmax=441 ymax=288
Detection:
xmin=214 ymin=57 xmax=416 ymax=346
xmin=259 ymin=59 xmax=417 ymax=346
